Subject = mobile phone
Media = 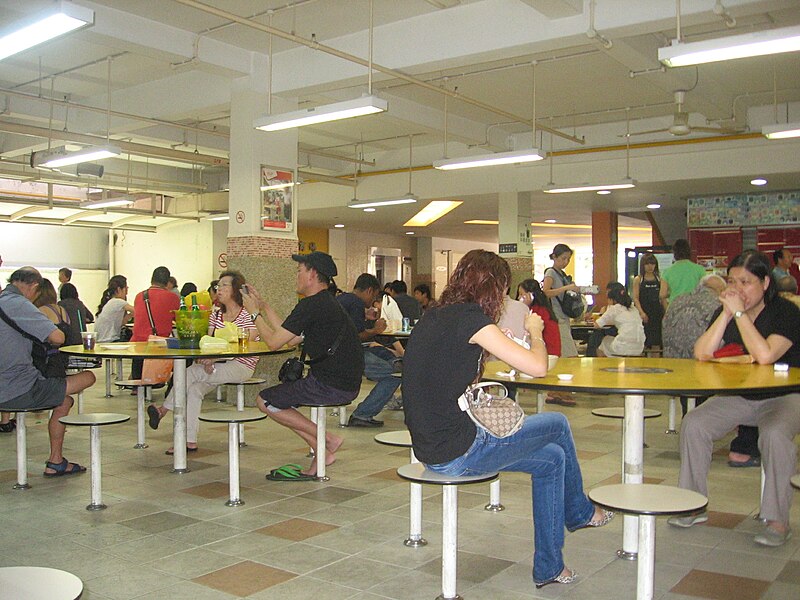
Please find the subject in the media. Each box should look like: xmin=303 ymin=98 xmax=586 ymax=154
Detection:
xmin=241 ymin=284 xmax=249 ymax=294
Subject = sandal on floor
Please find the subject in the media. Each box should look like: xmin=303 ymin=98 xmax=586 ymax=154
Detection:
xmin=266 ymin=464 xmax=315 ymax=481
xmin=268 ymin=464 xmax=303 ymax=476
xmin=728 ymin=456 xmax=761 ymax=468
xmin=535 ymin=567 xmax=577 ymax=589
xmin=43 ymin=458 xmax=86 ymax=478
xmin=147 ymin=405 xmax=162 ymax=430
xmin=165 ymin=447 xmax=198 ymax=455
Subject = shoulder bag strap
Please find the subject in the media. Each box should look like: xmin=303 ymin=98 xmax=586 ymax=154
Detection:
xmin=306 ymin=296 xmax=349 ymax=365
xmin=143 ymin=289 xmax=158 ymax=335
xmin=0 ymin=304 xmax=44 ymax=346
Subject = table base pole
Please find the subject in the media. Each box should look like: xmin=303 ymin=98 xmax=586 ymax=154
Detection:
xmin=616 ymin=548 xmax=637 ymax=561
xmin=87 ymin=503 xmax=107 ymax=511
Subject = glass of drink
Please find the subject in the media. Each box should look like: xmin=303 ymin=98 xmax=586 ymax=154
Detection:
xmin=81 ymin=331 xmax=96 ymax=350
xmin=237 ymin=327 xmax=249 ymax=351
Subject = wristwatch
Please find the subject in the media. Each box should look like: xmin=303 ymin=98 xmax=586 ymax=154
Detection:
xmin=733 ymin=310 xmax=744 ymax=319
xmin=250 ymin=311 xmax=261 ymax=322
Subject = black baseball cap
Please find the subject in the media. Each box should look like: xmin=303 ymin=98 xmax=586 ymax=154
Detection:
xmin=292 ymin=251 xmax=337 ymax=279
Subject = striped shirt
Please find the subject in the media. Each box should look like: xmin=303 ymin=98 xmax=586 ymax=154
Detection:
xmin=210 ymin=307 xmax=259 ymax=370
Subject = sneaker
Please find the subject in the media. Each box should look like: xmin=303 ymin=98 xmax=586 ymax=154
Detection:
xmin=667 ymin=512 xmax=708 ymax=528
xmin=347 ymin=415 xmax=384 ymax=428
xmin=384 ymin=394 xmax=404 ymax=411
xmin=0 ymin=419 xmax=16 ymax=433
xmin=754 ymin=526 xmax=792 ymax=547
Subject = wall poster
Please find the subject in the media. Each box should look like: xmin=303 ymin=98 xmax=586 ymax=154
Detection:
xmin=260 ymin=166 xmax=295 ymax=232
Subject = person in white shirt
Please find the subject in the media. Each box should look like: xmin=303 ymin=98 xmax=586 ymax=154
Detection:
xmin=595 ymin=286 xmax=645 ymax=357
xmin=94 ymin=275 xmax=134 ymax=342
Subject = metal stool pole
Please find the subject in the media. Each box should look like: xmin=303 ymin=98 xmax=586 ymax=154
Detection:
xmin=13 ymin=412 xmax=30 ymax=490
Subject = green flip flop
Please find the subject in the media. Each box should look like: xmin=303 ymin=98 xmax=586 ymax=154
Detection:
xmin=266 ymin=464 xmax=315 ymax=481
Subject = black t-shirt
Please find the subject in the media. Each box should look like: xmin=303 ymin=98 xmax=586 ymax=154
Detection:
xmin=403 ymin=303 xmax=493 ymax=464
xmin=282 ymin=291 xmax=364 ymax=392
xmin=337 ymin=292 xmax=366 ymax=333
xmin=712 ymin=296 xmax=800 ymax=399
xmin=394 ymin=293 xmax=421 ymax=321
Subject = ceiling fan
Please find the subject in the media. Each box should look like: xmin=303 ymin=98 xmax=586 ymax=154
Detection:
xmin=628 ymin=91 xmax=740 ymax=137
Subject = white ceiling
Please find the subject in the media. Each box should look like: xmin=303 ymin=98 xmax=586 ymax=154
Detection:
xmin=0 ymin=0 xmax=798 ymax=242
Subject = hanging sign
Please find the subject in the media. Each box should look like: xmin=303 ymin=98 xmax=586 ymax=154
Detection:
xmin=260 ymin=165 xmax=295 ymax=232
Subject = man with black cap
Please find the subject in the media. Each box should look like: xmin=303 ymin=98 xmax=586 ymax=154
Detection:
xmin=243 ymin=251 xmax=363 ymax=479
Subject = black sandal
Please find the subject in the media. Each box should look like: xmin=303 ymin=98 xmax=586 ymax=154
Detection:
xmin=43 ymin=458 xmax=86 ymax=477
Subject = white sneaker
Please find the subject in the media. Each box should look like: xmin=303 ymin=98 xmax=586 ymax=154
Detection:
xmin=667 ymin=512 xmax=708 ymax=528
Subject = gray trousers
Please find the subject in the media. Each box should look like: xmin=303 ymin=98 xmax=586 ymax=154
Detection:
xmin=557 ymin=320 xmax=579 ymax=357
xmin=678 ymin=393 xmax=800 ymax=526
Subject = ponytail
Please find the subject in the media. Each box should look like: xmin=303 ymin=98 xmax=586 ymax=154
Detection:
xmin=608 ymin=285 xmax=633 ymax=309
xmin=98 ymin=275 xmax=128 ymax=315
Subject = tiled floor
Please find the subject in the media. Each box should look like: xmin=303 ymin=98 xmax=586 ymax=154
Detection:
xmin=1 ymin=369 xmax=799 ymax=599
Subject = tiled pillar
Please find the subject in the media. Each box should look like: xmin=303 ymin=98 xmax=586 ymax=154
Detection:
xmin=592 ymin=211 xmax=618 ymax=304
xmin=498 ymin=192 xmax=534 ymax=293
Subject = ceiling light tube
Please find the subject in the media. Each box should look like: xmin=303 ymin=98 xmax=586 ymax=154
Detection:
xmin=762 ymin=122 xmax=800 ymax=140
xmin=543 ymin=179 xmax=636 ymax=194
xmin=80 ymin=196 xmax=134 ymax=209
xmin=0 ymin=1 xmax=94 ymax=61
xmin=433 ymin=148 xmax=544 ymax=170
xmin=205 ymin=213 xmax=230 ymax=221
xmin=259 ymin=181 xmax=298 ymax=191
xmin=348 ymin=194 xmax=418 ymax=209
xmin=33 ymin=145 xmax=121 ymax=169
xmin=254 ymin=95 xmax=387 ymax=131
xmin=403 ymin=200 xmax=462 ymax=227
xmin=658 ymin=25 xmax=800 ymax=67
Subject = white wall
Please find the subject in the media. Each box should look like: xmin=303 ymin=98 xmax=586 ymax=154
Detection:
xmin=113 ymin=221 xmax=216 ymax=297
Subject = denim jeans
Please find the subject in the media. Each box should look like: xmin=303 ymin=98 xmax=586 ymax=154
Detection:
xmin=351 ymin=348 xmax=401 ymax=419
xmin=426 ymin=412 xmax=594 ymax=584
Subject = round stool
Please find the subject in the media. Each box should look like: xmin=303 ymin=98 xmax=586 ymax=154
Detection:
xmin=792 ymin=474 xmax=800 ymax=491
xmin=398 ymin=463 xmax=498 ymax=600
xmin=224 ymin=377 xmax=267 ymax=446
xmin=58 ymin=413 xmax=130 ymax=511
xmin=300 ymin=401 xmax=351 ymax=481
xmin=590 ymin=484 xmax=707 ymax=600
xmin=0 ymin=566 xmax=83 ymax=599
xmin=114 ymin=380 xmax=157 ymax=449
xmin=10 ymin=408 xmax=45 ymax=491
xmin=199 ymin=409 xmax=267 ymax=506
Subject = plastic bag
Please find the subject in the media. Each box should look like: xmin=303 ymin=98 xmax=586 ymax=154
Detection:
xmin=199 ymin=335 xmax=229 ymax=352
xmin=213 ymin=321 xmax=240 ymax=342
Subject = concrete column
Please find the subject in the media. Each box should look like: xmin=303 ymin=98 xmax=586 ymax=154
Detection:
xmin=498 ymin=192 xmax=533 ymax=293
xmin=592 ymin=211 xmax=618 ymax=304
xmin=226 ymin=75 xmax=299 ymax=397
xmin=415 ymin=237 xmax=433 ymax=292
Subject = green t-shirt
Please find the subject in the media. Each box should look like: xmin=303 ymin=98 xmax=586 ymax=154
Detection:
xmin=662 ymin=260 xmax=706 ymax=302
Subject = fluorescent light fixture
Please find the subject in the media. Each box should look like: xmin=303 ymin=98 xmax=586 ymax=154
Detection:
xmin=658 ymin=25 xmax=800 ymax=67
xmin=260 ymin=181 xmax=298 ymax=191
xmin=32 ymin=145 xmax=120 ymax=169
xmin=544 ymin=219 xmax=557 ymax=223
xmin=205 ymin=213 xmax=230 ymax=221
xmin=348 ymin=194 xmax=418 ymax=209
xmin=750 ymin=178 xmax=767 ymax=186
xmin=543 ymin=179 xmax=636 ymax=194
xmin=646 ymin=203 xmax=662 ymax=209
xmin=464 ymin=219 xmax=498 ymax=225
xmin=0 ymin=1 xmax=94 ymax=61
xmin=334 ymin=223 xmax=345 ymax=228
xmin=254 ymin=95 xmax=387 ymax=131
xmin=363 ymin=208 xmax=376 ymax=212
xmin=403 ymin=200 xmax=462 ymax=227
xmin=596 ymin=190 xmax=612 ymax=195
xmin=80 ymin=196 xmax=134 ymax=209
xmin=433 ymin=148 xmax=544 ymax=170
xmin=405 ymin=231 xmax=415 ymax=235
xmin=762 ymin=122 xmax=800 ymax=139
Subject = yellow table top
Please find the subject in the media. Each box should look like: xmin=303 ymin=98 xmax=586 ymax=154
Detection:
xmin=59 ymin=341 xmax=293 ymax=360
xmin=484 ymin=357 xmax=800 ymax=396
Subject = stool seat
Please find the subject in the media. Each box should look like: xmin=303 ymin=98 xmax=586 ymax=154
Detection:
xmin=591 ymin=407 xmax=662 ymax=419
xmin=59 ymin=413 xmax=130 ymax=427
xmin=114 ymin=379 xmax=162 ymax=388
xmin=199 ymin=409 xmax=267 ymax=424
xmin=374 ymin=430 xmax=412 ymax=447
xmin=226 ymin=377 xmax=266 ymax=387
xmin=791 ymin=474 xmax=800 ymax=491
xmin=398 ymin=462 xmax=497 ymax=486
xmin=590 ymin=483 xmax=707 ymax=516
xmin=0 ymin=566 xmax=82 ymax=600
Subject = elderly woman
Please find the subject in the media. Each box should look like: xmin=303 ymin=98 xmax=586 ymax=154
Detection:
xmin=148 ymin=270 xmax=258 ymax=453
xmin=672 ymin=251 xmax=800 ymax=546
xmin=403 ymin=249 xmax=612 ymax=589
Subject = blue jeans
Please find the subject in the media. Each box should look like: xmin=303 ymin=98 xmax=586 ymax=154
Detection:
xmin=426 ymin=413 xmax=593 ymax=584
xmin=351 ymin=348 xmax=401 ymax=419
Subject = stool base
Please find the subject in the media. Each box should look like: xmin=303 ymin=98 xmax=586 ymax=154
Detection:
xmin=225 ymin=499 xmax=245 ymax=507
xmin=172 ymin=468 xmax=190 ymax=474
xmin=133 ymin=442 xmax=148 ymax=449
xmin=87 ymin=503 xmax=107 ymax=511
xmin=315 ymin=475 xmax=330 ymax=483
xmin=404 ymin=536 xmax=428 ymax=547
xmin=484 ymin=502 xmax=505 ymax=512
xmin=665 ymin=429 xmax=678 ymax=435
xmin=617 ymin=549 xmax=637 ymax=561
xmin=12 ymin=482 xmax=31 ymax=490
xmin=435 ymin=595 xmax=463 ymax=600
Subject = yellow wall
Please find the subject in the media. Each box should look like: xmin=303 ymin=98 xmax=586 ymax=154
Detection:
xmin=297 ymin=226 xmax=329 ymax=255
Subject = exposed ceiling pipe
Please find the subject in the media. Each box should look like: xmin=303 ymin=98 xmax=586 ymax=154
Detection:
xmin=299 ymin=147 xmax=375 ymax=166
xmin=0 ymin=121 xmax=229 ymax=166
xmin=173 ymin=0 xmax=585 ymax=145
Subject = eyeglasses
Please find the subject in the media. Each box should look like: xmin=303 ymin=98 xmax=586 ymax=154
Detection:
xmin=214 ymin=283 xmax=233 ymax=291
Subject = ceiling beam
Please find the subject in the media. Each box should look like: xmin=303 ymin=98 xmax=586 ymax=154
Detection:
xmin=10 ymin=206 xmax=48 ymax=221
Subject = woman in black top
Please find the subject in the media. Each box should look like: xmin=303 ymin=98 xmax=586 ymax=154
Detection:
xmin=403 ymin=250 xmax=612 ymax=589
xmin=632 ymin=252 xmax=664 ymax=348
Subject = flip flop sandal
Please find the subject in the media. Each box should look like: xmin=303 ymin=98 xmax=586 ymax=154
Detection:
xmin=267 ymin=463 xmax=303 ymax=476
xmin=266 ymin=464 xmax=315 ymax=481
xmin=43 ymin=458 xmax=86 ymax=477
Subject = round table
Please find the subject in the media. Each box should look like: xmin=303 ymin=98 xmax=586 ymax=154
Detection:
xmin=483 ymin=357 xmax=800 ymax=559
xmin=0 ymin=566 xmax=83 ymax=599
xmin=61 ymin=341 xmax=293 ymax=473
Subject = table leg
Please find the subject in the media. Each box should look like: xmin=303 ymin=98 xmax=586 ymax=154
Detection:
xmin=104 ymin=360 xmax=113 ymax=397
xmin=666 ymin=397 xmax=678 ymax=434
xmin=686 ymin=397 xmax=696 ymax=411
xmin=13 ymin=413 xmax=30 ymax=490
xmin=134 ymin=387 xmax=147 ymax=449
xmin=87 ymin=425 xmax=106 ymax=511
xmin=619 ymin=394 xmax=644 ymax=561
xmin=537 ymin=391 xmax=545 ymax=414
xmin=405 ymin=448 xmax=427 ymax=547
xmin=226 ymin=422 xmax=244 ymax=506
xmin=236 ymin=385 xmax=246 ymax=447
xmin=172 ymin=358 xmax=189 ymax=474
xmin=637 ymin=514 xmax=655 ymax=600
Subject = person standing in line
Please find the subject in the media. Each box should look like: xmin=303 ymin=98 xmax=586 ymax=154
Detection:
xmin=542 ymin=244 xmax=581 ymax=359
xmin=632 ymin=252 xmax=665 ymax=349
xmin=660 ymin=239 xmax=706 ymax=305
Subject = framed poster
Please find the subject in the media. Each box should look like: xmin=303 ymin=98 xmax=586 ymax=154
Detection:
xmin=260 ymin=166 xmax=295 ymax=232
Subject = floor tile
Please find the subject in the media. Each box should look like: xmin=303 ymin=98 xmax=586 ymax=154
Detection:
xmin=180 ymin=481 xmax=231 ymax=498
xmin=119 ymin=510 xmax=201 ymax=533
xmin=295 ymin=485 xmax=367 ymax=504
xmin=256 ymin=517 xmax=339 ymax=541
xmin=193 ymin=560 xmax=296 ymax=597
xmin=670 ymin=569 xmax=770 ymax=600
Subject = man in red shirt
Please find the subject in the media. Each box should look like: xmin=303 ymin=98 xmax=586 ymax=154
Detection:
xmin=130 ymin=266 xmax=180 ymax=378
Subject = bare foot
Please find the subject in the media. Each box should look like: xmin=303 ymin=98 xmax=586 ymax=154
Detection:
xmin=328 ymin=434 xmax=344 ymax=454
xmin=728 ymin=451 xmax=750 ymax=463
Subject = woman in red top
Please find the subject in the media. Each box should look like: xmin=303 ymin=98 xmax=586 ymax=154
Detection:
xmin=517 ymin=279 xmax=576 ymax=406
